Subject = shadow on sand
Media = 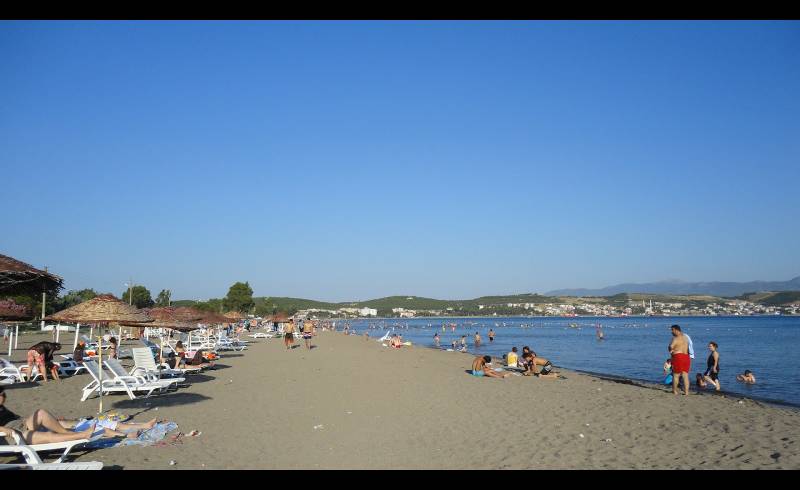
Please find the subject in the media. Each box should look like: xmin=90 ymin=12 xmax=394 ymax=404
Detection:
xmin=111 ymin=392 xmax=212 ymax=415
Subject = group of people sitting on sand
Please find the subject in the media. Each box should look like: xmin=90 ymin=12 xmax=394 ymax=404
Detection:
xmin=469 ymin=346 xmax=559 ymax=380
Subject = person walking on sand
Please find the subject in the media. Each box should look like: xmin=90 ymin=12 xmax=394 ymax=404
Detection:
xmin=474 ymin=331 xmax=481 ymax=348
xmin=284 ymin=319 xmax=296 ymax=350
xmin=488 ymin=329 xmax=495 ymax=343
xmin=703 ymin=342 xmax=721 ymax=391
xmin=302 ymin=320 xmax=314 ymax=350
xmin=668 ymin=325 xmax=691 ymax=395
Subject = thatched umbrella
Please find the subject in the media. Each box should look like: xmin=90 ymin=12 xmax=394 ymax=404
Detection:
xmin=0 ymin=253 xmax=63 ymax=299
xmin=224 ymin=310 xmax=244 ymax=321
xmin=1 ymin=253 xmax=64 ymax=347
xmin=45 ymin=294 xmax=152 ymax=413
xmin=121 ymin=315 xmax=201 ymax=370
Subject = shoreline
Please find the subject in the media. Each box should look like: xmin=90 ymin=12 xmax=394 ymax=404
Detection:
xmin=3 ymin=330 xmax=800 ymax=469
xmin=383 ymin=336 xmax=800 ymax=411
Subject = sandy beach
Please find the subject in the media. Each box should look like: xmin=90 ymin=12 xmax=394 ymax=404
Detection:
xmin=2 ymin=329 xmax=799 ymax=469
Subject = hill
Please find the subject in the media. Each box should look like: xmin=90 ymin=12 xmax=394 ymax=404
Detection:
xmin=545 ymin=276 xmax=800 ymax=297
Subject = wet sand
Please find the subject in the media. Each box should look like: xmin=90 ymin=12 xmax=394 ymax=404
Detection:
xmin=2 ymin=330 xmax=799 ymax=469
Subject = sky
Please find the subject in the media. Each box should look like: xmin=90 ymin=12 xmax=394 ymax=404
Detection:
xmin=1 ymin=21 xmax=799 ymax=302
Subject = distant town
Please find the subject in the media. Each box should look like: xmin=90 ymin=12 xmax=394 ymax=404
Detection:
xmin=281 ymin=296 xmax=800 ymax=319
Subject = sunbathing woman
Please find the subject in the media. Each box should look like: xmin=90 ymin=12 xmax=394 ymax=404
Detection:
xmin=173 ymin=341 xmax=214 ymax=369
xmin=470 ymin=356 xmax=510 ymax=379
xmin=0 ymin=387 xmax=157 ymax=445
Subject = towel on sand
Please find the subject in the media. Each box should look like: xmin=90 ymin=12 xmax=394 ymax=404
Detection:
xmin=85 ymin=422 xmax=179 ymax=449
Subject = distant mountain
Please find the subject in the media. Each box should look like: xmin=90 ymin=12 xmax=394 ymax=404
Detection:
xmin=545 ymin=276 xmax=800 ymax=297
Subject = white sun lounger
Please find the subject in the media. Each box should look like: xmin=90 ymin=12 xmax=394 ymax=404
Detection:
xmin=131 ymin=347 xmax=199 ymax=378
xmin=0 ymin=429 xmax=91 ymax=464
xmin=80 ymin=360 xmax=161 ymax=401
xmin=103 ymin=358 xmax=183 ymax=390
xmin=1 ymin=358 xmax=25 ymax=384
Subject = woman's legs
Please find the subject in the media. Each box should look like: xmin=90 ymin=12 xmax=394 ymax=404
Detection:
xmin=24 ymin=426 xmax=94 ymax=445
xmin=24 ymin=409 xmax=72 ymax=434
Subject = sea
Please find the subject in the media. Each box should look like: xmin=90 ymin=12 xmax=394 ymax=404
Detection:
xmin=344 ymin=316 xmax=800 ymax=407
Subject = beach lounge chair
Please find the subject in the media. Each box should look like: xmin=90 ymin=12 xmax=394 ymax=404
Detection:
xmin=103 ymin=358 xmax=183 ymax=390
xmin=80 ymin=361 xmax=162 ymax=401
xmin=0 ymin=429 xmax=91 ymax=464
xmin=1 ymin=358 xmax=25 ymax=384
xmin=131 ymin=347 xmax=199 ymax=378
xmin=215 ymin=333 xmax=247 ymax=352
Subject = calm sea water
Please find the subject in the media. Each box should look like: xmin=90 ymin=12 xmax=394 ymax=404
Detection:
xmin=345 ymin=316 xmax=800 ymax=406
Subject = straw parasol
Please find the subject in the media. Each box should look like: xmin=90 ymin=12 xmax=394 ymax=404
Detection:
xmin=45 ymin=294 xmax=153 ymax=414
xmin=224 ymin=310 xmax=244 ymax=320
xmin=268 ymin=312 xmax=291 ymax=324
xmin=120 ymin=308 xmax=203 ymax=369
xmin=46 ymin=294 xmax=152 ymax=324
xmin=193 ymin=309 xmax=230 ymax=325
xmin=0 ymin=253 xmax=63 ymax=299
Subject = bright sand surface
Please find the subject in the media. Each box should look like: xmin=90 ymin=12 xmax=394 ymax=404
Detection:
xmin=2 ymin=330 xmax=799 ymax=469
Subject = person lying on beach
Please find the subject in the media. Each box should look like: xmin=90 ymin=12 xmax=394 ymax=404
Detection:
xmin=470 ymin=356 xmax=510 ymax=379
xmin=0 ymin=387 xmax=157 ymax=445
xmin=737 ymin=370 xmax=756 ymax=384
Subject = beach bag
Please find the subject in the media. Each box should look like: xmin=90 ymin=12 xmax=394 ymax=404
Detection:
xmin=540 ymin=362 xmax=552 ymax=375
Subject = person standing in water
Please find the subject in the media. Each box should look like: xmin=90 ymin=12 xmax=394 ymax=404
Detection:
xmin=433 ymin=332 xmax=440 ymax=347
xmin=474 ymin=331 xmax=481 ymax=348
xmin=703 ymin=342 xmax=720 ymax=391
xmin=668 ymin=325 xmax=691 ymax=395
xmin=488 ymin=329 xmax=495 ymax=343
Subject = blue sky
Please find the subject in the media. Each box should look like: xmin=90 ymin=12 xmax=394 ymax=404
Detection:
xmin=1 ymin=21 xmax=798 ymax=301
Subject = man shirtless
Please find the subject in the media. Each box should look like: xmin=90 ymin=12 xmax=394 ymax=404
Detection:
xmin=669 ymin=325 xmax=691 ymax=395
xmin=302 ymin=320 xmax=314 ymax=350
xmin=470 ymin=356 xmax=510 ymax=379
xmin=284 ymin=319 xmax=296 ymax=350
xmin=474 ymin=332 xmax=481 ymax=348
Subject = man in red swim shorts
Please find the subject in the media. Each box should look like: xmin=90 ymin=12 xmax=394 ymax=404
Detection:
xmin=669 ymin=325 xmax=691 ymax=395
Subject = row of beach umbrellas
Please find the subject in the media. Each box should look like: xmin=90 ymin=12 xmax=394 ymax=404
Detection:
xmin=42 ymin=294 xmax=241 ymax=413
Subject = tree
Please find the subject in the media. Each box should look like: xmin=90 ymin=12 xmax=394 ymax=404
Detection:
xmin=223 ymin=282 xmax=254 ymax=313
xmin=155 ymin=289 xmax=172 ymax=307
xmin=52 ymin=289 xmax=98 ymax=311
xmin=121 ymin=285 xmax=154 ymax=309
